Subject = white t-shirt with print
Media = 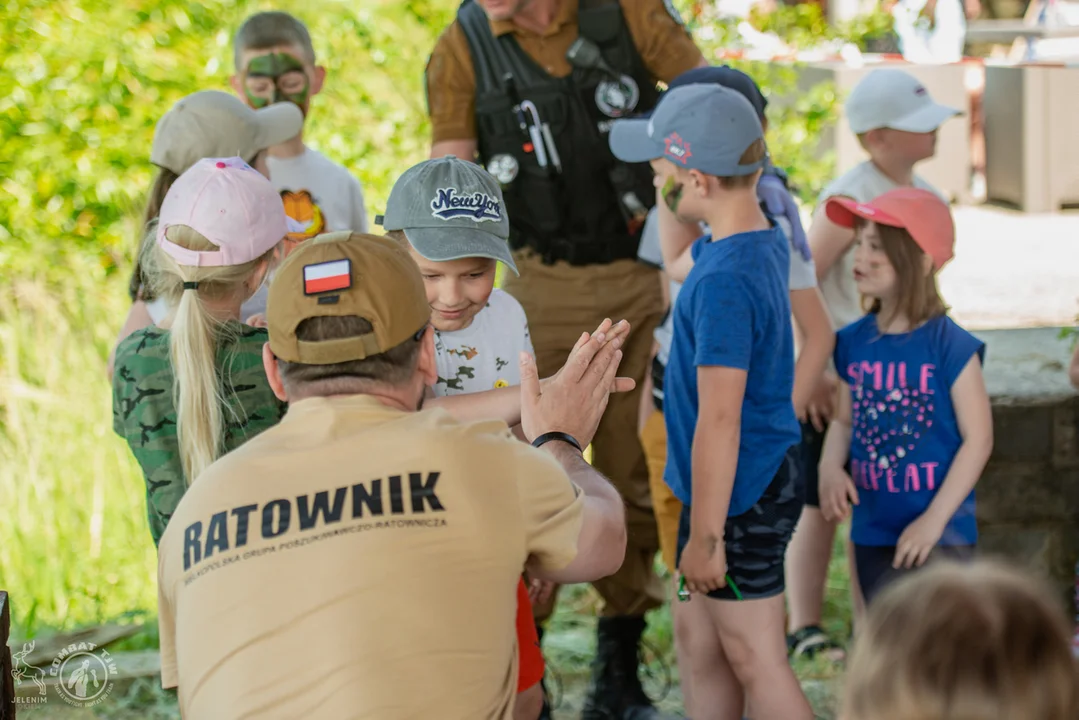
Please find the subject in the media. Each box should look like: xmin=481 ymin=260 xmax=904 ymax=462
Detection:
xmin=266 ymin=148 xmax=368 ymax=235
xmin=816 ymin=161 xmax=942 ymax=330
xmin=432 ymin=289 xmax=534 ymax=397
xmin=239 ymin=148 xmax=369 ymax=321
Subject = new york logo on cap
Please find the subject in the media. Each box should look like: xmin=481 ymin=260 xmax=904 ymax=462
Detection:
xmin=303 ymin=258 xmax=352 ymax=296
xmin=664 ymin=133 xmax=692 ymax=165
xmin=430 ymin=188 xmax=501 ymax=223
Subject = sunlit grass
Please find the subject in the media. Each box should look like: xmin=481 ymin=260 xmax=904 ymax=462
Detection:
xmin=0 ymin=264 xmax=157 ymax=639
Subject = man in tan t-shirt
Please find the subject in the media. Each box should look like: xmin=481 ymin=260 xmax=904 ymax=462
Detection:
xmin=156 ymin=231 xmax=630 ymax=719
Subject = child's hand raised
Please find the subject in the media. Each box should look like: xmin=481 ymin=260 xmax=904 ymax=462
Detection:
xmin=541 ymin=319 xmax=635 ymax=394
xmin=820 ymin=463 xmax=858 ymax=522
xmin=519 ymin=319 xmax=627 ymax=449
xmin=894 ymin=513 xmax=946 ymax=569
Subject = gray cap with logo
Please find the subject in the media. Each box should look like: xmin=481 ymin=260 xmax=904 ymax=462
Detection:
xmin=609 ymin=83 xmax=765 ymax=177
xmin=379 ymin=156 xmax=518 ymax=275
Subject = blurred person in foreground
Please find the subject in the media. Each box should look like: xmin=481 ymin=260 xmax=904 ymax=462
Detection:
xmin=841 ymin=558 xmax=1079 ymax=720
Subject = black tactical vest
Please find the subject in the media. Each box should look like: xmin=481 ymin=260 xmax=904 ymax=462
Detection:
xmin=455 ymin=0 xmax=661 ymax=265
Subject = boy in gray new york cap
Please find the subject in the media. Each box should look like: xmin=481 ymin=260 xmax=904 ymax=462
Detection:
xmin=379 ymin=155 xmax=536 ymax=400
xmin=610 ymin=83 xmax=815 ymax=719
xmin=377 ymin=154 xmax=635 ymax=720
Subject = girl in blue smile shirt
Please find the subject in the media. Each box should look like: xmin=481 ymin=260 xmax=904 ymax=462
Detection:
xmin=818 ymin=188 xmax=993 ymax=604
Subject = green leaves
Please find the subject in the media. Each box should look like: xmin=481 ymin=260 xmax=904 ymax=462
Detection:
xmin=0 ymin=0 xmax=455 ymax=285
xmin=0 ymin=0 xmax=455 ymax=636
xmin=679 ymin=0 xmax=896 ymax=205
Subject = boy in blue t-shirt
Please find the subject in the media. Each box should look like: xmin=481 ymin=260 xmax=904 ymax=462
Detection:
xmin=611 ymin=85 xmax=811 ymax=719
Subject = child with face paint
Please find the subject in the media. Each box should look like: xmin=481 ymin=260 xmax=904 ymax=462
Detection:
xmin=228 ymin=11 xmax=370 ymax=321
xmin=611 ymin=84 xmax=813 ymax=720
xmin=633 ymin=66 xmax=839 ymax=682
xmin=817 ymin=188 xmax=992 ymax=607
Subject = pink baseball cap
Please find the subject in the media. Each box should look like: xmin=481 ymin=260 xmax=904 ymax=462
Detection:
xmin=157 ymin=156 xmax=288 ymax=267
xmin=825 ymin=187 xmax=955 ymax=270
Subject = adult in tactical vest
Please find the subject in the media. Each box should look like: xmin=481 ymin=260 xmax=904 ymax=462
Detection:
xmin=426 ymin=1 xmax=705 ymax=717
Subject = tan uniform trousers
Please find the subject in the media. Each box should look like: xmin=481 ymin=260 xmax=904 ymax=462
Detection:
xmin=640 ymin=407 xmax=681 ymax=575
xmin=503 ymin=249 xmax=666 ymax=619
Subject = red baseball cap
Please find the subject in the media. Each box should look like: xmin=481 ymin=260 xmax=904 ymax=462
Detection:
xmin=825 ymin=188 xmax=955 ymax=270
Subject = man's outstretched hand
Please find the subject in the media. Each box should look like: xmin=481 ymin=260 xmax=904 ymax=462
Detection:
xmin=520 ymin=318 xmax=633 ymax=448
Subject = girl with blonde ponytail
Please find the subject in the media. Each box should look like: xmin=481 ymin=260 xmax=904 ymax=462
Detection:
xmin=112 ymin=157 xmax=289 ymax=545
xmin=107 ymin=90 xmax=302 ymax=379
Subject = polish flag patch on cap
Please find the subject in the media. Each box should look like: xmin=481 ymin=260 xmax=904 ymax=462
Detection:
xmin=303 ymin=258 xmax=351 ymax=295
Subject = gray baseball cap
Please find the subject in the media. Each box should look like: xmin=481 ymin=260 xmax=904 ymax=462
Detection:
xmin=609 ymin=84 xmax=765 ymax=177
xmin=379 ymin=156 xmax=518 ymax=275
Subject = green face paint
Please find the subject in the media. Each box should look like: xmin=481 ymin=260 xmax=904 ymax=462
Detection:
xmin=244 ymin=52 xmax=310 ymax=111
xmin=662 ymin=175 xmax=684 ymax=214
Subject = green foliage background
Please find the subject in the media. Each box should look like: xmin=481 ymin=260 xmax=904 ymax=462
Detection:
xmin=0 ymin=0 xmax=457 ymax=636
xmin=0 ymin=0 xmax=861 ymax=638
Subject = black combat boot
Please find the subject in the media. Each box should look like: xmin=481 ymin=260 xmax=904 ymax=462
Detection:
xmin=581 ymin=616 xmax=680 ymax=720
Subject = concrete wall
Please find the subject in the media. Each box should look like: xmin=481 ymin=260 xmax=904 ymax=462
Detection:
xmin=979 ymin=395 xmax=1079 ymax=608
xmin=976 ymin=328 xmax=1078 ymax=611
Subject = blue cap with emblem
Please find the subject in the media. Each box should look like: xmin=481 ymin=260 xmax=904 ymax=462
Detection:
xmin=379 ymin=155 xmax=518 ymax=275
xmin=608 ymin=83 xmax=765 ymax=178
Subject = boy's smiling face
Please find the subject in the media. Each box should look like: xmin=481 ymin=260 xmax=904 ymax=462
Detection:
xmin=407 ymin=247 xmax=498 ymax=332
xmin=231 ymin=44 xmax=324 ymax=119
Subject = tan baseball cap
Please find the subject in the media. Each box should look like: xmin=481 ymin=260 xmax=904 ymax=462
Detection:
xmin=150 ymin=90 xmax=303 ymax=176
xmin=267 ymin=231 xmax=432 ymax=365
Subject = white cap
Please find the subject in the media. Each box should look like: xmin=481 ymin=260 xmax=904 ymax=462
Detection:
xmin=846 ymin=69 xmax=962 ymax=134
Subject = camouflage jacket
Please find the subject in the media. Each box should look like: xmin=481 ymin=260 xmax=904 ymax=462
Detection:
xmin=112 ymin=321 xmax=286 ymax=545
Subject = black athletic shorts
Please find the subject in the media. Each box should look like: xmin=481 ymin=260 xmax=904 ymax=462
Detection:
xmin=799 ymin=421 xmax=851 ymax=509
xmin=675 ymin=447 xmax=803 ymax=601
xmin=854 ymin=543 xmax=976 ymax=605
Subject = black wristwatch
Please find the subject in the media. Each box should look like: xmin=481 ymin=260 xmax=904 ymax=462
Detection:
xmin=531 ymin=431 xmax=583 ymax=453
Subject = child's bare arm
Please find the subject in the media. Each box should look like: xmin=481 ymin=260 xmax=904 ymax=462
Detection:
xmin=819 ymin=381 xmax=857 ymax=522
xmin=692 ymin=366 xmax=744 ymax=525
xmin=895 ymin=356 xmax=993 ymax=568
xmin=790 ymin=287 xmax=835 ymax=420
xmin=680 ymin=365 xmax=744 ymax=593
xmin=637 ymin=341 xmax=659 ymax=434
xmin=808 ymin=207 xmax=856 ymax=282
xmin=427 ymin=319 xmax=634 ymax=426
xmin=427 ymin=385 xmax=523 ymax=425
